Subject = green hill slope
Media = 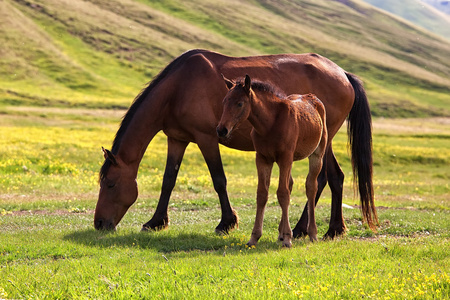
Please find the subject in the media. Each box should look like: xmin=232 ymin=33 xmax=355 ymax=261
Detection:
xmin=1 ymin=0 xmax=449 ymax=117
xmin=363 ymin=0 xmax=450 ymax=41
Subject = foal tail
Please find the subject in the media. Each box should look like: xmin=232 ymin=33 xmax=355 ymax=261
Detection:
xmin=345 ymin=72 xmax=378 ymax=230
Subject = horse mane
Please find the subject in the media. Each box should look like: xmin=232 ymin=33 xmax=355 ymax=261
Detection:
xmin=99 ymin=49 xmax=205 ymax=181
xmin=236 ymin=78 xmax=286 ymax=99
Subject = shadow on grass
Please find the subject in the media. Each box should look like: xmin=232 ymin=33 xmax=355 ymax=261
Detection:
xmin=63 ymin=229 xmax=289 ymax=253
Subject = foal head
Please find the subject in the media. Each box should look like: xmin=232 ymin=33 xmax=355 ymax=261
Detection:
xmin=217 ymin=74 xmax=253 ymax=139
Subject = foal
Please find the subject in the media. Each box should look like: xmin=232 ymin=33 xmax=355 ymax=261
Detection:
xmin=217 ymin=75 xmax=327 ymax=247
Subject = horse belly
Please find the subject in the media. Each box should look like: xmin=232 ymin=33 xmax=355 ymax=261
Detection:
xmin=293 ymin=126 xmax=323 ymax=161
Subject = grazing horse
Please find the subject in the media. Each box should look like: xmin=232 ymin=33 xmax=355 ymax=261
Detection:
xmin=217 ymin=75 xmax=327 ymax=247
xmin=95 ymin=49 xmax=377 ymax=237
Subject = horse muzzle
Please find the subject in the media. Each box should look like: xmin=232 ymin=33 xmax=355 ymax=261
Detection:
xmin=216 ymin=125 xmax=230 ymax=138
xmin=94 ymin=218 xmax=116 ymax=231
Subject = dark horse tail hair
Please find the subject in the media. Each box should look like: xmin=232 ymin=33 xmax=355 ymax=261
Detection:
xmin=345 ymin=72 xmax=379 ymax=230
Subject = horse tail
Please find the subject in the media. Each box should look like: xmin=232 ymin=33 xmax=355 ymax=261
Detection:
xmin=345 ymin=72 xmax=379 ymax=230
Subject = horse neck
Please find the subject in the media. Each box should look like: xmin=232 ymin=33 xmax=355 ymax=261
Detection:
xmin=114 ymin=92 xmax=166 ymax=171
xmin=247 ymin=91 xmax=279 ymax=136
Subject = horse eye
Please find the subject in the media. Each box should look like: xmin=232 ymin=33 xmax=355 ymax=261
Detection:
xmin=237 ymin=102 xmax=243 ymax=107
xmin=104 ymin=180 xmax=115 ymax=188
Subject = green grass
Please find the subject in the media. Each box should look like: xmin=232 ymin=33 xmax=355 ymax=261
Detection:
xmin=1 ymin=109 xmax=449 ymax=299
xmin=1 ymin=207 xmax=449 ymax=299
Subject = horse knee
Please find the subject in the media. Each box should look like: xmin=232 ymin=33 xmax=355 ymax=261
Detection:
xmin=276 ymin=188 xmax=290 ymax=205
xmin=305 ymin=174 xmax=318 ymax=191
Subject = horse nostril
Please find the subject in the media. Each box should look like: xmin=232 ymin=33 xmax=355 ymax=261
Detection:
xmin=94 ymin=219 xmax=103 ymax=230
xmin=217 ymin=126 xmax=228 ymax=138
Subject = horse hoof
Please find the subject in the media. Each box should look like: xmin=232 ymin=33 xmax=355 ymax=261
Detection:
xmin=141 ymin=225 xmax=167 ymax=232
xmin=309 ymin=236 xmax=318 ymax=243
xmin=141 ymin=217 xmax=169 ymax=232
xmin=215 ymin=227 xmax=229 ymax=235
xmin=292 ymin=227 xmax=307 ymax=239
xmin=246 ymin=241 xmax=257 ymax=248
xmin=323 ymin=227 xmax=346 ymax=240
xmin=215 ymin=211 xmax=239 ymax=234
xmin=215 ymin=222 xmax=233 ymax=235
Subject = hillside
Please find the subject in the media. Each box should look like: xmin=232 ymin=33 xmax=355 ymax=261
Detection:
xmin=1 ymin=0 xmax=449 ymax=117
xmin=422 ymin=0 xmax=450 ymax=15
xmin=363 ymin=0 xmax=450 ymax=40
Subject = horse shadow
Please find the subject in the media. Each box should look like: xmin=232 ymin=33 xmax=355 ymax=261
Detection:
xmin=63 ymin=229 xmax=284 ymax=253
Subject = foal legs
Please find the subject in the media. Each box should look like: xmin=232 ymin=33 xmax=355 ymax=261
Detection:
xmin=247 ymin=153 xmax=273 ymax=247
xmin=293 ymin=145 xmax=346 ymax=239
xmin=277 ymin=160 xmax=294 ymax=248
xmin=305 ymin=152 xmax=323 ymax=242
xmin=292 ymin=157 xmax=327 ymax=238
xmin=305 ymin=124 xmax=327 ymax=242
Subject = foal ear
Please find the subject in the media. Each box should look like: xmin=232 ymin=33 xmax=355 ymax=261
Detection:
xmin=244 ymin=74 xmax=251 ymax=94
xmin=221 ymin=74 xmax=234 ymax=90
xmin=102 ymin=147 xmax=118 ymax=166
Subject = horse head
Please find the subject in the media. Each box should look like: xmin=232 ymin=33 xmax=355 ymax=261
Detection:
xmin=217 ymin=74 xmax=252 ymax=139
xmin=94 ymin=147 xmax=138 ymax=230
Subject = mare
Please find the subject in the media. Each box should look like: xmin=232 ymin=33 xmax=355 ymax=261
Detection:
xmin=95 ymin=49 xmax=378 ymax=237
xmin=217 ymin=75 xmax=327 ymax=247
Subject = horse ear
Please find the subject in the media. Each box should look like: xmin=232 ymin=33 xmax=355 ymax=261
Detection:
xmin=222 ymin=74 xmax=234 ymax=90
xmin=244 ymin=74 xmax=251 ymax=94
xmin=102 ymin=147 xmax=118 ymax=166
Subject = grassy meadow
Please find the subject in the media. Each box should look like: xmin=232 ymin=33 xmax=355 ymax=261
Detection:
xmin=1 ymin=0 xmax=450 ymax=299
xmin=1 ymin=106 xmax=449 ymax=299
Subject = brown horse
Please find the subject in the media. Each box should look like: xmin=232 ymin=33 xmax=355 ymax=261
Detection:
xmin=95 ymin=49 xmax=377 ymax=237
xmin=217 ymin=75 xmax=327 ymax=247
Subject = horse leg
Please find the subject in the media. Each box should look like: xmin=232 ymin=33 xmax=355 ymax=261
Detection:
xmin=292 ymin=150 xmax=328 ymax=238
xmin=323 ymin=146 xmax=347 ymax=239
xmin=289 ymin=174 xmax=294 ymax=193
xmin=142 ymin=137 xmax=188 ymax=231
xmin=277 ymin=160 xmax=293 ymax=248
xmin=248 ymin=153 xmax=273 ymax=247
xmin=305 ymin=150 xmax=324 ymax=242
xmin=278 ymin=173 xmax=294 ymax=241
xmin=196 ymin=138 xmax=238 ymax=234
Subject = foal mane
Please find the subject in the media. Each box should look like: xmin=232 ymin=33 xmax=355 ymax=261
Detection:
xmin=236 ymin=78 xmax=286 ymax=99
xmin=99 ymin=49 xmax=205 ymax=181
